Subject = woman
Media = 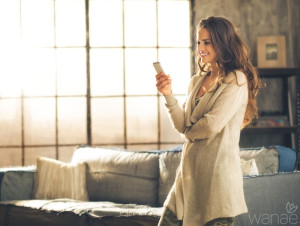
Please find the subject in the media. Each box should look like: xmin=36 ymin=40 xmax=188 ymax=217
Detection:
xmin=155 ymin=16 xmax=260 ymax=226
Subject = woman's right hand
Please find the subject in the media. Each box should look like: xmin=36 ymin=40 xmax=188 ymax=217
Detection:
xmin=156 ymin=72 xmax=172 ymax=96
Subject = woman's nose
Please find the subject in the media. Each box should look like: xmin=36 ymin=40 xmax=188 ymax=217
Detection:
xmin=198 ymin=43 xmax=205 ymax=52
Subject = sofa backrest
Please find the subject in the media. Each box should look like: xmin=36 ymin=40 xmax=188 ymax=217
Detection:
xmin=1 ymin=145 xmax=296 ymax=207
xmin=72 ymin=147 xmax=160 ymax=207
xmin=0 ymin=167 xmax=35 ymax=201
xmin=158 ymin=150 xmax=181 ymax=206
xmin=71 ymin=145 xmax=296 ymax=207
xmin=71 ymin=146 xmax=184 ymax=207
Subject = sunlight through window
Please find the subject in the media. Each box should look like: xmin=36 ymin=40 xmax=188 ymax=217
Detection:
xmin=0 ymin=0 xmax=191 ymax=166
xmin=89 ymin=0 xmax=123 ymax=47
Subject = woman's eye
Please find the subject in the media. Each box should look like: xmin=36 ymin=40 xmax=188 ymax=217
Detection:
xmin=197 ymin=41 xmax=211 ymax=46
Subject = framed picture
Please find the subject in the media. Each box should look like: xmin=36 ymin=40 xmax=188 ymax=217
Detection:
xmin=257 ymin=36 xmax=286 ymax=68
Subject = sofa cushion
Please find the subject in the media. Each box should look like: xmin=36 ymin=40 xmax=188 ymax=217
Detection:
xmin=158 ymin=150 xmax=181 ymax=206
xmin=0 ymin=167 xmax=35 ymax=201
xmin=239 ymin=146 xmax=279 ymax=174
xmin=0 ymin=199 xmax=89 ymax=226
xmin=34 ymin=157 xmax=89 ymax=201
xmin=72 ymin=147 xmax=160 ymax=207
xmin=0 ymin=199 xmax=162 ymax=226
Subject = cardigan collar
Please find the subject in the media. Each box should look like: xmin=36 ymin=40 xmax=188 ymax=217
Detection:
xmin=184 ymin=72 xmax=227 ymax=127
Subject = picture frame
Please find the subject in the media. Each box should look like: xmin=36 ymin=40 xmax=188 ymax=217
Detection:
xmin=257 ymin=36 xmax=286 ymax=68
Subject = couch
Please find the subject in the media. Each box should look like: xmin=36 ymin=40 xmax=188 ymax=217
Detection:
xmin=0 ymin=145 xmax=299 ymax=226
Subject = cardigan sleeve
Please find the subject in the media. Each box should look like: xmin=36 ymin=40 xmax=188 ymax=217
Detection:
xmin=184 ymin=73 xmax=248 ymax=141
xmin=163 ymin=93 xmax=186 ymax=134
xmin=163 ymin=75 xmax=197 ymax=134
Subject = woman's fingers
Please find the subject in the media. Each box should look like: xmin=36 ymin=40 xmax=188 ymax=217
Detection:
xmin=156 ymin=76 xmax=169 ymax=86
xmin=156 ymin=73 xmax=170 ymax=81
xmin=156 ymin=78 xmax=172 ymax=90
xmin=156 ymin=75 xmax=170 ymax=87
xmin=155 ymin=73 xmax=172 ymax=96
xmin=156 ymin=76 xmax=170 ymax=86
xmin=155 ymin=72 xmax=164 ymax=81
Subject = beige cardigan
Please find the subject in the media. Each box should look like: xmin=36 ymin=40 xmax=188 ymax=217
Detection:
xmin=163 ymin=70 xmax=249 ymax=226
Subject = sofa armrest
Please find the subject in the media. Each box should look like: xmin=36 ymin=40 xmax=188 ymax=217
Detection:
xmin=0 ymin=166 xmax=36 ymax=201
xmin=235 ymin=171 xmax=300 ymax=226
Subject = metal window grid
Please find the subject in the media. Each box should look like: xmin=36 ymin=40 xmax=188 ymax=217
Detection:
xmin=0 ymin=0 xmax=192 ymax=166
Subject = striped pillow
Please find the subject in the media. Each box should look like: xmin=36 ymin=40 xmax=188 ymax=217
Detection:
xmin=34 ymin=157 xmax=88 ymax=201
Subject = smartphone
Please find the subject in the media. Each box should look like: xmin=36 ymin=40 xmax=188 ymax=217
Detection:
xmin=153 ymin=62 xmax=165 ymax=74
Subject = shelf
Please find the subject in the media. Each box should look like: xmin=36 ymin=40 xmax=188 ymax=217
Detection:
xmin=241 ymin=67 xmax=299 ymax=170
xmin=243 ymin=126 xmax=297 ymax=134
xmin=257 ymin=67 xmax=300 ymax=78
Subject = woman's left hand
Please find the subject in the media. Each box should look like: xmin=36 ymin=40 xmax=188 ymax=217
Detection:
xmin=184 ymin=127 xmax=193 ymax=141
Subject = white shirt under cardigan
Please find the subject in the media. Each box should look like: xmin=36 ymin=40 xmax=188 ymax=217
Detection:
xmin=163 ymin=70 xmax=249 ymax=226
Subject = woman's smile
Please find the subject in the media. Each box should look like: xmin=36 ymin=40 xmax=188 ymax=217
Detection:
xmin=200 ymin=53 xmax=208 ymax=58
xmin=197 ymin=28 xmax=217 ymax=65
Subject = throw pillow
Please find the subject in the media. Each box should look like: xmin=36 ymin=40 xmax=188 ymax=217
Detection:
xmin=275 ymin=145 xmax=297 ymax=172
xmin=240 ymin=159 xmax=259 ymax=176
xmin=34 ymin=157 xmax=88 ymax=201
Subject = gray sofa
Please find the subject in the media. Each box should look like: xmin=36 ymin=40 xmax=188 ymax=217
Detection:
xmin=0 ymin=145 xmax=299 ymax=226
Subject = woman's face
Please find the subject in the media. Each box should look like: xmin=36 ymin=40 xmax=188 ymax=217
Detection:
xmin=197 ymin=28 xmax=217 ymax=66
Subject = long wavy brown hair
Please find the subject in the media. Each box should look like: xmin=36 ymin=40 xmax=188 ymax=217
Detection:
xmin=196 ymin=16 xmax=261 ymax=128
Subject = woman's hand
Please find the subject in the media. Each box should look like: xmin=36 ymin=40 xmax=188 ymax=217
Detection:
xmin=184 ymin=127 xmax=193 ymax=142
xmin=156 ymin=72 xmax=172 ymax=96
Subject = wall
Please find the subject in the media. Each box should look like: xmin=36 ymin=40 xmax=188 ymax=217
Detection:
xmin=192 ymin=0 xmax=300 ymax=148
xmin=192 ymin=0 xmax=300 ymax=67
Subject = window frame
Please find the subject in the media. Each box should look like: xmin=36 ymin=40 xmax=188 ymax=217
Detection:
xmin=0 ymin=0 xmax=193 ymax=166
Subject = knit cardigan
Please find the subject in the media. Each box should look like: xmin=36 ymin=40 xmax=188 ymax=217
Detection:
xmin=163 ymin=70 xmax=249 ymax=226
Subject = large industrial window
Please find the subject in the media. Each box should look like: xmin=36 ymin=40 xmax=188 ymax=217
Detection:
xmin=0 ymin=0 xmax=191 ymax=167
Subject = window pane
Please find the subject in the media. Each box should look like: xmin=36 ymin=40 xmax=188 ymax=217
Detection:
xmin=24 ymin=98 xmax=56 ymax=145
xmin=90 ymin=48 xmax=123 ymax=96
xmin=23 ymin=48 xmax=56 ymax=96
xmin=124 ymin=0 xmax=156 ymax=47
xmin=158 ymin=48 xmax=191 ymax=94
xmin=58 ymin=98 xmax=87 ymax=144
xmin=92 ymin=97 xmax=124 ymax=144
xmin=89 ymin=0 xmax=123 ymax=47
xmin=0 ymin=47 xmax=22 ymax=97
xmin=55 ymin=0 xmax=86 ymax=46
xmin=125 ymin=48 xmax=157 ymax=95
xmin=126 ymin=97 xmax=157 ymax=143
xmin=22 ymin=0 xmax=55 ymax=47
xmin=0 ymin=99 xmax=22 ymax=146
xmin=0 ymin=148 xmax=22 ymax=167
xmin=0 ymin=0 xmax=20 ymax=46
xmin=158 ymin=1 xmax=190 ymax=47
xmin=58 ymin=146 xmax=77 ymax=163
xmin=57 ymin=48 xmax=87 ymax=95
xmin=24 ymin=147 xmax=56 ymax=166
xmin=160 ymin=95 xmax=185 ymax=143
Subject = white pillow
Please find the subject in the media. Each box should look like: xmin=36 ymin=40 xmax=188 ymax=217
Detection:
xmin=34 ymin=157 xmax=89 ymax=201
xmin=239 ymin=147 xmax=279 ymax=174
xmin=240 ymin=158 xmax=259 ymax=176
